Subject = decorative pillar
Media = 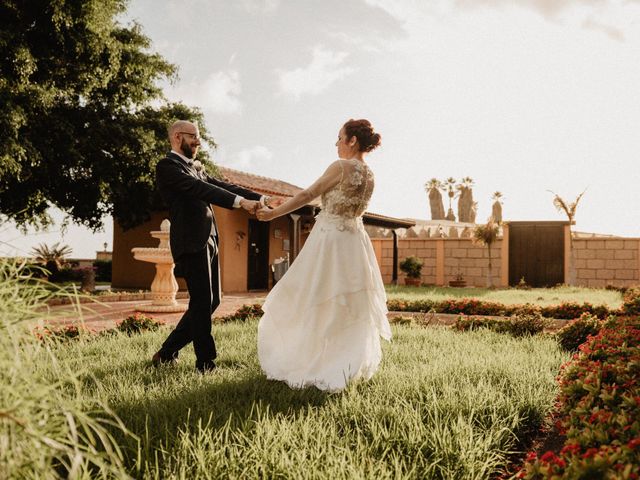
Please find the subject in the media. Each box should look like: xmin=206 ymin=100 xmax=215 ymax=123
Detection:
xmin=564 ymin=224 xmax=571 ymax=285
xmin=436 ymin=239 xmax=445 ymax=286
xmin=392 ymin=230 xmax=398 ymax=285
xmin=289 ymin=214 xmax=301 ymax=262
xmin=500 ymin=223 xmax=509 ymax=287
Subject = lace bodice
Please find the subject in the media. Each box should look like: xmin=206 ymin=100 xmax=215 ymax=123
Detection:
xmin=321 ymin=159 xmax=374 ymax=219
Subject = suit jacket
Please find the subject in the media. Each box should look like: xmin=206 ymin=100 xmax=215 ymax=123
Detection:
xmin=156 ymin=152 xmax=262 ymax=261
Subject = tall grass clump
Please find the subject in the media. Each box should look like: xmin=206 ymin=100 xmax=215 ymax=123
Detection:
xmin=0 ymin=260 xmax=131 ymax=479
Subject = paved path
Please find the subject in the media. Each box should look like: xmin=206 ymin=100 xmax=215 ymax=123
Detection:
xmin=46 ymin=292 xmax=268 ymax=332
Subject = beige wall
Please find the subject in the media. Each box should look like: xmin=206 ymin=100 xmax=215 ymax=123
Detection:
xmin=574 ymin=238 xmax=640 ymax=288
xmin=370 ymin=237 xmax=503 ymax=287
xmin=112 ymin=209 xmax=293 ymax=292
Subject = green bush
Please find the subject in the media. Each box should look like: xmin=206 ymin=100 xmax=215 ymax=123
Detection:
xmin=517 ymin=316 xmax=640 ymax=479
xmin=214 ymin=303 xmax=264 ymax=323
xmin=93 ymin=259 xmax=112 ymax=282
xmin=399 ymin=256 xmax=423 ymax=279
xmin=388 ymin=298 xmax=615 ymax=320
xmin=454 ymin=313 xmax=547 ymax=337
xmin=621 ymin=286 xmax=640 ymax=315
xmin=116 ymin=313 xmax=165 ymax=334
xmin=507 ymin=313 xmax=549 ymax=337
xmin=555 ymin=312 xmax=603 ymax=351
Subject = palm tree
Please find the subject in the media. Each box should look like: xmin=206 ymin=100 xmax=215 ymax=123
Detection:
xmin=442 ymin=177 xmax=457 ymax=221
xmin=457 ymin=176 xmax=474 ymax=222
xmin=548 ymin=189 xmax=586 ymax=285
xmin=472 ymin=217 xmax=500 ymax=288
xmin=424 ymin=178 xmax=445 ymax=220
xmin=491 ymin=191 xmax=503 ymax=223
xmin=31 ymin=242 xmax=73 ymax=277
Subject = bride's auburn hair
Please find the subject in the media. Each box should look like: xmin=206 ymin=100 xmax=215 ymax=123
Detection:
xmin=343 ymin=119 xmax=381 ymax=152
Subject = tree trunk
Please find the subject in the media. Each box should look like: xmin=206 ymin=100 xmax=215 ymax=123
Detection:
xmin=458 ymin=187 xmax=473 ymax=222
xmin=492 ymin=201 xmax=502 ymax=223
xmin=486 ymin=244 xmax=493 ymax=288
xmin=428 ymin=189 xmax=445 ymax=220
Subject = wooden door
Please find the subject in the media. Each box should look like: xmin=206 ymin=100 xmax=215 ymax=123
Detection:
xmin=247 ymin=220 xmax=269 ymax=290
xmin=509 ymin=223 xmax=565 ymax=287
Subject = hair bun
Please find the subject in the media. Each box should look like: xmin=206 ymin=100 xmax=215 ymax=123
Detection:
xmin=343 ymin=119 xmax=381 ymax=152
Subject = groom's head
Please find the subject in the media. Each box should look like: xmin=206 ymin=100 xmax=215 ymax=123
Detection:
xmin=168 ymin=120 xmax=201 ymax=159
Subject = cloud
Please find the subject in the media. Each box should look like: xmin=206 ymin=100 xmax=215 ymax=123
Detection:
xmin=227 ymin=146 xmax=274 ymax=170
xmin=239 ymin=0 xmax=280 ymax=14
xmin=453 ymin=0 xmax=600 ymax=19
xmin=582 ymin=17 xmax=625 ymax=41
xmin=277 ymin=46 xmax=356 ymax=99
xmin=169 ymin=70 xmax=242 ymax=115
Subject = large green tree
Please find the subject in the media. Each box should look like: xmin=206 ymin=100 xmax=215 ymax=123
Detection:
xmin=0 ymin=0 xmax=215 ymax=231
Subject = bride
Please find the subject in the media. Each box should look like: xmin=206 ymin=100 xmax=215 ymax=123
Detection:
xmin=255 ymin=119 xmax=391 ymax=392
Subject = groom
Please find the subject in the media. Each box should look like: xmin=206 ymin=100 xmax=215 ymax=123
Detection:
xmin=152 ymin=120 xmax=270 ymax=373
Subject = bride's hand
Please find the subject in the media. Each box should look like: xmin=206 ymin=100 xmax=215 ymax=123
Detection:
xmin=256 ymin=207 xmax=274 ymax=221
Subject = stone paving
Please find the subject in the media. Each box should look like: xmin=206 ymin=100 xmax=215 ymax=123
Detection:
xmin=46 ymin=292 xmax=268 ymax=332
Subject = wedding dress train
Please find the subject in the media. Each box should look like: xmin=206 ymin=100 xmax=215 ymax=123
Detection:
xmin=257 ymin=159 xmax=391 ymax=392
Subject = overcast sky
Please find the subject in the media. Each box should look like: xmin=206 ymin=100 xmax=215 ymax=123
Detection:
xmin=2 ymin=0 xmax=640 ymax=258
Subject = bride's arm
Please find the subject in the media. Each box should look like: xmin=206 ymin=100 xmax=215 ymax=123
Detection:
xmin=257 ymin=161 xmax=343 ymax=221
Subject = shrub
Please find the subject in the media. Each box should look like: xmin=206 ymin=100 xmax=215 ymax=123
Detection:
xmin=387 ymin=298 xmax=614 ymax=320
xmin=517 ymin=316 xmax=640 ymax=479
xmin=399 ymin=256 xmax=423 ymax=279
xmin=453 ymin=313 xmax=547 ymax=337
xmin=621 ymin=286 xmax=640 ymax=315
xmin=555 ymin=312 xmax=603 ymax=352
xmin=116 ymin=313 xmax=165 ymax=334
xmin=33 ymin=324 xmax=89 ymax=343
xmin=214 ymin=303 xmax=264 ymax=323
xmin=453 ymin=316 xmax=507 ymax=333
xmin=93 ymin=259 xmax=112 ymax=282
xmin=507 ymin=313 xmax=549 ymax=337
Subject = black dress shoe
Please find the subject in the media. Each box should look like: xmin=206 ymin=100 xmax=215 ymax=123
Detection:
xmin=151 ymin=351 xmax=177 ymax=366
xmin=196 ymin=361 xmax=216 ymax=373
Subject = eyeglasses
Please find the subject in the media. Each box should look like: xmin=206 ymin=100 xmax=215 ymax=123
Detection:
xmin=178 ymin=132 xmax=201 ymax=141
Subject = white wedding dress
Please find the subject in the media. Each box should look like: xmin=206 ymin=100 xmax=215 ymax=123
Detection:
xmin=258 ymin=159 xmax=392 ymax=392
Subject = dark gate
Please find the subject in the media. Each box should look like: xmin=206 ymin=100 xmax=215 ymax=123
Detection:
xmin=508 ymin=222 xmax=566 ymax=287
xmin=247 ymin=219 xmax=269 ymax=290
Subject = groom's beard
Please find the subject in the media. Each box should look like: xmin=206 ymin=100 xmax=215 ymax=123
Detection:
xmin=180 ymin=139 xmax=195 ymax=159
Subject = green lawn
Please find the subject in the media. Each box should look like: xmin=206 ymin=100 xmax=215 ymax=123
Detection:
xmin=30 ymin=321 xmax=567 ymax=479
xmin=386 ymin=285 xmax=623 ymax=308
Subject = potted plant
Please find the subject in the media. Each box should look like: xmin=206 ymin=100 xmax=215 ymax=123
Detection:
xmin=399 ymin=256 xmax=423 ymax=286
xmin=449 ymin=272 xmax=467 ymax=288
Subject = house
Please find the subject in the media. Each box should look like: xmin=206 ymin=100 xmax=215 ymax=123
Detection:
xmin=111 ymin=166 xmax=415 ymax=292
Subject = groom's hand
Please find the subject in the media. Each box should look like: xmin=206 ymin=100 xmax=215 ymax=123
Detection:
xmin=240 ymin=199 xmax=259 ymax=214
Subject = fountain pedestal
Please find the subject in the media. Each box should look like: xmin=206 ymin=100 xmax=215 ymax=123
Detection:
xmin=132 ymin=219 xmax=187 ymax=313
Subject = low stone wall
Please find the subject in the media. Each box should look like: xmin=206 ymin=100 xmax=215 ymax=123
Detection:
xmin=370 ymin=238 xmax=503 ymax=287
xmin=574 ymin=238 xmax=640 ymax=288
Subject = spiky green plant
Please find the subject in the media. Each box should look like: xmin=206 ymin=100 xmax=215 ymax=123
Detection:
xmin=548 ymin=189 xmax=587 ymax=285
xmin=472 ymin=218 xmax=501 ymax=288
xmin=0 ymin=259 xmax=131 ymax=478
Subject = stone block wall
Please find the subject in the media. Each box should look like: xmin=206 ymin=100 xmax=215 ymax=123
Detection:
xmin=574 ymin=238 xmax=640 ymax=288
xmin=370 ymin=238 xmax=502 ymax=287
xmin=443 ymin=239 xmax=502 ymax=287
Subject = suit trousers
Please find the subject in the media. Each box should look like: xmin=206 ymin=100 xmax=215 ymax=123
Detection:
xmin=159 ymin=239 xmax=220 ymax=368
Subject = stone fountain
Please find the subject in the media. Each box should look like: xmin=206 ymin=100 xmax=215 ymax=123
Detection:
xmin=132 ymin=219 xmax=187 ymax=313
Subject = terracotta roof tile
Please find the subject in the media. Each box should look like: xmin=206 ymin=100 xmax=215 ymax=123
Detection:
xmin=218 ymin=166 xmax=302 ymax=197
xmin=217 ymin=166 xmax=414 ymax=229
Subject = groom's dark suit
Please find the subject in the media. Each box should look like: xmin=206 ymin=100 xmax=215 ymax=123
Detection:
xmin=155 ymin=152 xmax=262 ymax=370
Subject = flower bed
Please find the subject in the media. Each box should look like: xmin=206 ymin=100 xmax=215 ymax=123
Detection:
xmin=387 ymin=298 xmax=626 ymax=320
xmin=517 ymin=316 xmax=640 ymax=478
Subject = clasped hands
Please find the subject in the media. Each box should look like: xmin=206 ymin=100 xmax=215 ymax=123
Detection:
xmin=239 ymin=198 xmax=282 ymax=221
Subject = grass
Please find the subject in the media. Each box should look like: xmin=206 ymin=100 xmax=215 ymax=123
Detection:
xmin=34 ymin=321 xmax=568 ymax=479
xmin=385 ymin=285 xmax=623 ymax=308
